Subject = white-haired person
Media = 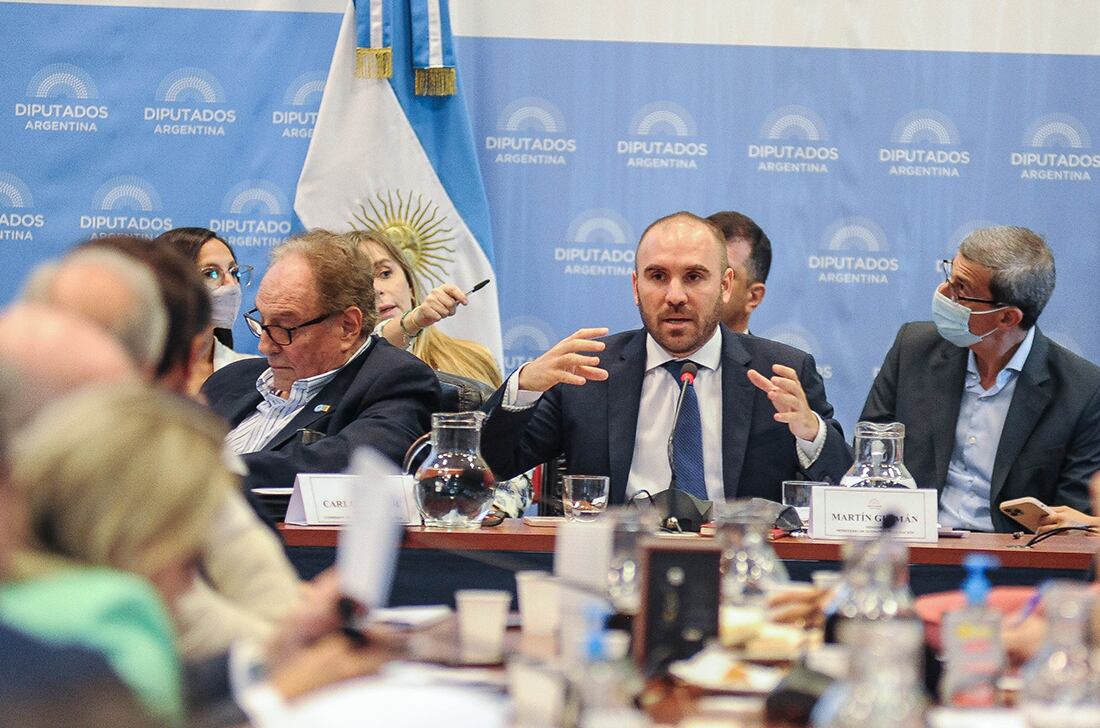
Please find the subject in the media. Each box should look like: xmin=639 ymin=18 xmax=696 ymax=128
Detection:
xmin=0 ymin=384 xmax=236 ymax=721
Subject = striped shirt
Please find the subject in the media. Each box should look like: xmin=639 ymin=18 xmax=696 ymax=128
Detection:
xmin=225 ymin=338 xmax=373 ymax=455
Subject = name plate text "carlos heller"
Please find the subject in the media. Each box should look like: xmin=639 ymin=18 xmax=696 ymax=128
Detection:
xmin=285 ymin=474 xmax=418 ymax=526
xmin=809 ymin=486 xmax=938 ymax=542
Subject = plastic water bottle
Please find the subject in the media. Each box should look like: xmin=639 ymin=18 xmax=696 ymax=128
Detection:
xmin=939 ymin=554 xmax=1004 ymax=707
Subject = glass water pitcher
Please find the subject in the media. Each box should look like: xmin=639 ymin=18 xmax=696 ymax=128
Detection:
xmin=840 ymin=421 xmax=917 ymax=488
xmin=414 ymin=412 xmax=496 ymax=529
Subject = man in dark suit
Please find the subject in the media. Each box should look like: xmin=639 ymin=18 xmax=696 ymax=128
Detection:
xmin=861 ymin=226 xmax=1100 ymax=532
xmin=203 ymin=230 xmax=439 ymax=489
xmin=482 ymin=212 xmax=851 ymax=505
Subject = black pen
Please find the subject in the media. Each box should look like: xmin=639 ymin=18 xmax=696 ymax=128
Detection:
xmin=465 ymin=279 xmax=490 ymax=295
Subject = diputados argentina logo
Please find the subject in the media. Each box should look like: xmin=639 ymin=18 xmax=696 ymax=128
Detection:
xmin=16 ymin=63 xmax=108 ymax=133
xmin=485 ymin=97 xmax=576 ymax=166
xmin=145 ymin=67 xmax=236 ymax=136
xmin=555 ymin=209 xmax=635 ymax=278
xmin=1011 ymin=114 xmax=1098 ymax=182
xmin=272 ymin=71 xmax=325 ymax=139
xmin=502 ymin=316 xmax=557 ymax=375
xmin=616 ymin=101 xmax=707 ymax=169
xmin=209 ymin=180 xmax=293 ymax=248
xmin=0 ymin=173 xmax=45 ymax=241
xmin=809 ymin=217 xmax=900 ymax=285
xmin=80 ymin=176 xmax=173 ymax=235
xmin=878 ymin=109 xmax=970 ymax=178
xmin=748 ymin=106 xmax=839 ymax=174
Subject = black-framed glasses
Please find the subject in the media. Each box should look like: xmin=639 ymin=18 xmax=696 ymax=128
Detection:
xmin=200 ymin=264 xmax=253 ymax=289
xmin=939 ymin=259 xmax=1004 ymax=306
xmin=244 ymin=308 xmax=335 ymax=346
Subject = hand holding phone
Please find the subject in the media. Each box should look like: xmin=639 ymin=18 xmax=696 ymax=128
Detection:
xmin=999 ymin=496 xmax=1054 ymax=533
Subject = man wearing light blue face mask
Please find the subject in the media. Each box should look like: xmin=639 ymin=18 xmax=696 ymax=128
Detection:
xmin=860 ymin=226 xmax=1100 ymax=532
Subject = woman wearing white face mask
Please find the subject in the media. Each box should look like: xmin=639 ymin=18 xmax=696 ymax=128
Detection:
xmin=156 ymin=227 xmax=257 ymax=394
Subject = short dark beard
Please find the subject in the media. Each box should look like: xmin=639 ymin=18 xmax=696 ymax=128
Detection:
xmin=638 ymin=296 xmax=723 ymax=356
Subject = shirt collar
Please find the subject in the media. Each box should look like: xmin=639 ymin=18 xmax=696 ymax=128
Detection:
xmin=965 ymin=326 xmax=1036 ymax=380
xmin=255 ymin=336 xmax=374 ymax=402
xmin=644 ymin=326 xmax=723 ymax=373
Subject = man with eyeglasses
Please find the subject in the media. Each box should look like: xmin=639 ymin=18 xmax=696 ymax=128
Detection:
xmin=861 ymin=226 xmax=1100 ymax=532
xmin=203 ymin=230 xmax=440 ymax=488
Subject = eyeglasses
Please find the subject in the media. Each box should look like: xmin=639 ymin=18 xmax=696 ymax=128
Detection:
xmin=939 ymin=259 xmax=1004 ymax=306
xmin=243 ymin=308 xmax=335 ymax=346
xmin=199 ymin=264 xmax=253 ymax=289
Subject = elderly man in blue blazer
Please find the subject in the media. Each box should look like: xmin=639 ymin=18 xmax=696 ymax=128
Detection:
xmin=482 ymin=211 xmax=852 ymax=506
xmin=203 ymin=231 xmax=439 ymax=489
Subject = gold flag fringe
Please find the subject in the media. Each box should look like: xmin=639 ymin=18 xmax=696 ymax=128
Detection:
xmin=414 ymin=67 xmax=456 ymax=96
xmin=355 ymin=47 xmax=393 ymax=79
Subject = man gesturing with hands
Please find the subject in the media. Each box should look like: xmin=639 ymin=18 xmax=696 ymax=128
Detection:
xmin=481 ymin=212 xmax=851 ymax=505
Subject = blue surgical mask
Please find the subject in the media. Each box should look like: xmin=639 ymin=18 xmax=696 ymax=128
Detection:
xmin=932 ymin=289 xmax=1004 ymax=347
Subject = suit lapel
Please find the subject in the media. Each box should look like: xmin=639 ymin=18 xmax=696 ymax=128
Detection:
xmin=990 ymin=330 xmax=1052 ymax=505
xmin=262 ymin=346 xmax=369 ymax=451
xmin=720 ymin=329 xmax=754 ymax=498
xmin=930 ymin=343 xmax=968 ymax=491
xmin=607 ymin=331 xmax=646 ymax=504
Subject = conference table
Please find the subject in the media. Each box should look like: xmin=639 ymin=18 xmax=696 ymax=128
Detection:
xmin=279 ymin=521 xmax=1097 ymax=605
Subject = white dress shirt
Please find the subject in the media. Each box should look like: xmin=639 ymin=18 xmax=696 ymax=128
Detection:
xmin=503 ymin=328 xmax=826 ymax=502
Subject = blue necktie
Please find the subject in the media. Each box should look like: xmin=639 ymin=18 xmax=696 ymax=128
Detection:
xmin=661 ymin=360 xmax=708 ymax=500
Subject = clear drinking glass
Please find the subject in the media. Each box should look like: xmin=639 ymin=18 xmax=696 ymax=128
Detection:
xmin=563 ymin=475 xmax=609 ymax=522
xmin=713 ymin=500 xmax=790 ymax=647
xmin=782 ymin=480 xmax=824 ymax=523
xmin=811 ymin=619 xmax=927 ymax=728
xmin=1019 ymin=582 xmax=1100 ymax=727
xmin=414 ymin=411 xmax=496 ymax=529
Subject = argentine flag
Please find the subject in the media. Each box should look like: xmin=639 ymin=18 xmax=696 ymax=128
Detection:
xmin=295 ymin=0 xmax=501 ymax=363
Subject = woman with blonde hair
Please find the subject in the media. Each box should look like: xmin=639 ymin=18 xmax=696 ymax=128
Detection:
xmin=348 ymin=230 xmax=503 ymax=388
xmin=0 ymin=384 xmax=236 ymax=722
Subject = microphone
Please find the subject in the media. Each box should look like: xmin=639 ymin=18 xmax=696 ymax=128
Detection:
xmin=666 ymin=361 xmax=699 ymax=490
xmin=656 ymin=361 xmax=711 ymax=533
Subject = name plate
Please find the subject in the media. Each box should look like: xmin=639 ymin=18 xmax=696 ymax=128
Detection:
xmin=809 ymin=486 xmax=938 ymax=542
xmin=285 ymin=473 xmax=419 ymax=526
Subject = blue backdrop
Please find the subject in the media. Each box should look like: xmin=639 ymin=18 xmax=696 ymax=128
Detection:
xmin=2 ymin=2 xmax=1098 ymax=433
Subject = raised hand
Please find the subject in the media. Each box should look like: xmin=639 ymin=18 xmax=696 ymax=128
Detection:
xmin=517 ymin=327 xmax=610 ymax=392
xmin=747 ymin=363 xmax=819 ymax=441
xmin=409 ymin=283 xmax=468 ymax=330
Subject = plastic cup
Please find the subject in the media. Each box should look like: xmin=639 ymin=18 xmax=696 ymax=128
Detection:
xmin=516 ymin=571 xmax=561 ymax=636
xmin=455 ymin=589 xmax=512 ymax=661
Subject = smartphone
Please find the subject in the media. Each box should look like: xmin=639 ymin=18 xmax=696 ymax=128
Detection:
xmin=999 ymin=496 xmax=1054 ymax=532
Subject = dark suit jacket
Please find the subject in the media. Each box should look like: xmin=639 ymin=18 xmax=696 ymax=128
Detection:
xmin=861 ymin=322 xmax=1100 ymax=532
xmin=0 ymin=621 xmax=123 ymax=700
xmin=482 ymin=326 xmax=853 ymax=504
xmin=203 ymin=336 xmax=440 ymax=488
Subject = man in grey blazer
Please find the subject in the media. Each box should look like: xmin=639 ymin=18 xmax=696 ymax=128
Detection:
xmin=482 ymin=211 xmax=852 ymax=505
xmin=861 ymin=226 xmax=1100 ymax=532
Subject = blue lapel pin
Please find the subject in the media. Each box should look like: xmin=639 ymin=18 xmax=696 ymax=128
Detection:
xmin=314 ymin=404 xmax=331 ymax=413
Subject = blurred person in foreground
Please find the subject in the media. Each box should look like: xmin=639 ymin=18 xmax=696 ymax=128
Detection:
xmin=348 ymin=229 xmax=502 ymax=388
xmin=0 ymin=362 xmax=155 ymax=726
xmin=16 ymin=240 xmax=304 ymax=659
xmin=203 ymin=230 xmax=439 ymax=487
xmin=21 ymin=245 xmax=167 ymax=377
xmin=861 ymin=226 xmax=1100 ymax=532
xmin=2 ymin=384 xmax=235 ymax=721
xmin=156 ymin=226 xmax=257 ymax=393
xmin=706 ymin=210 xmax=772 ymax=334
